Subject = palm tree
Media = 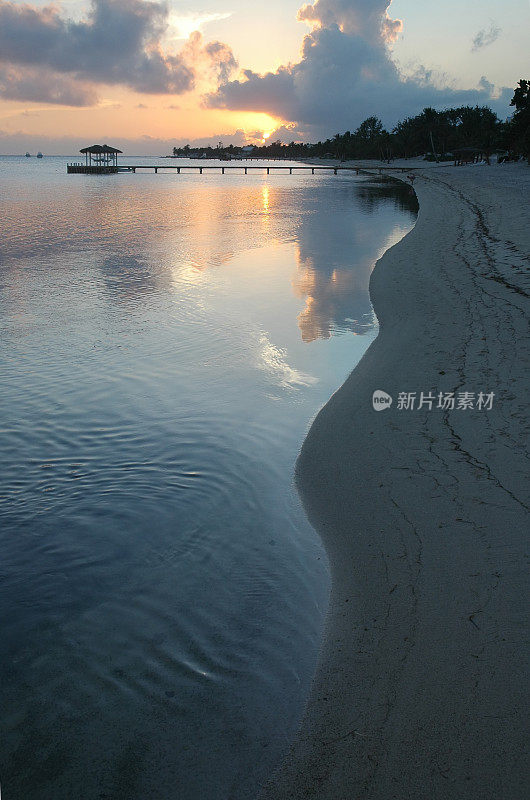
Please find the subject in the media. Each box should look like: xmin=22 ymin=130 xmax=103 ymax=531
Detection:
xmin=509 ymin=79 xmax=530 ymax=160
xmin=419 ymin=107 xmax=441 ymax=161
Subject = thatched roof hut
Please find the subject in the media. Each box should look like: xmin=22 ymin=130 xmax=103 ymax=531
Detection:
xmin=79 ymin=144 xmax=122 ymax=166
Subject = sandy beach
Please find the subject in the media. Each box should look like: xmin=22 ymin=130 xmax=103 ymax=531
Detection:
xmin=261 ymin=162 xmax=529 ymax=799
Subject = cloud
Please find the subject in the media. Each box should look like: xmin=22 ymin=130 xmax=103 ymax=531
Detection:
xmin=0 ymin=128 xmax=251 ymax=155
xmin=478 ymin=75 xmax=495 ymax=95
xmin=176 ymin=128 xmax=249 ymax=148
xmin=0 ymin=0 xmax=236 ymax=104
xmin=168 ymin=12 xmax=232 ymax=41
xmin=297 ymin=0 xmax=403 ymax=43
xmin=257 ymin=123 xmax=308 ymax=143
xmin=206 ymin=0 xmax=510 ymax=136
xmin=472 ymin=23 xmax=501 ymax=52
xmin=181 ymin=31 xmax=238 ymax=86
xmin=0 ymin=64 xmax=97 ymax=106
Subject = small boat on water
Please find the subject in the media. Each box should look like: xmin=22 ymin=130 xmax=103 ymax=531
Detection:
xmin=25 ymin=152 xmax=31 ymax=157
xmin=37 ymin=152 xmax=43 ymax=158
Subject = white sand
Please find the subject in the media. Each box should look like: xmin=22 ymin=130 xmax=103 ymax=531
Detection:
xmin=260 ymin=163 xmax=529 ymax=799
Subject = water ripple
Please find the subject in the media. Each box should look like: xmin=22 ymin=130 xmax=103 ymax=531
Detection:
xmin=0 ymin=155 xmax=416 ymax=799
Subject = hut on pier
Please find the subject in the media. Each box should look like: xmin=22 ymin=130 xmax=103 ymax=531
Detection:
xmin=68 ymin=144 xmax=122 ymax=173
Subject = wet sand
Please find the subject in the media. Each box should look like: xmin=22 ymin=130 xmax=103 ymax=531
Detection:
xmin=260 ymin=163 xmax=529 ymax=799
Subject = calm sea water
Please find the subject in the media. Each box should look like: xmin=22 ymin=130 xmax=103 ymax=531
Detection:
xmin=0 ymin=155 xmax=417 ymax=799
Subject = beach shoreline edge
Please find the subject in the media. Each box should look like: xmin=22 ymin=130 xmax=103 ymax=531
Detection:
xmin=260 ymin=161 xmax=529 ymax=800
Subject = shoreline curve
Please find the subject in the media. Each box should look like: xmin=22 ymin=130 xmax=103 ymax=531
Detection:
xmin=260 ymin=162 xmax=529 ymax=800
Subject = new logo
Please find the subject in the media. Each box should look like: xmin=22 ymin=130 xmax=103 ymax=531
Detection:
xmin=372 ymin=390 xmax=393 ymax=411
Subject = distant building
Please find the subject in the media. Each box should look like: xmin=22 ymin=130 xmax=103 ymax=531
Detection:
xmin=241 ymin=145 xmax=255 ymax=154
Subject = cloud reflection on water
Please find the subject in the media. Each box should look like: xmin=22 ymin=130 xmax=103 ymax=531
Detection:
xmin=2 ymin=164 xmax=417 ymax=345
xmin=292 ymin=178 xmax=417 ymax=341
xmin=86 ymin=176 xmax=419 ymax=341
xmin=258 ymin=332 xmax=318 ymax=388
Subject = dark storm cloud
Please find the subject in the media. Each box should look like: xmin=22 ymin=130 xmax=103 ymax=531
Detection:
xmin=0 ymin=0 xmax=237 ymax=104
xmin=206 ymin=0 xmax=510 ymax=135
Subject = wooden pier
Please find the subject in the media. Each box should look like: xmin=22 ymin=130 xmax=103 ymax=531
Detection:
xmin=117 ymin=164 xmax=412 ymax=175
xmin=67 ymin=164 xmax=118 ymax=174
xmin=68 ymin=144 xmax=425 ymax=177
xmin=68 ymin=163 xmax=412 ymax=176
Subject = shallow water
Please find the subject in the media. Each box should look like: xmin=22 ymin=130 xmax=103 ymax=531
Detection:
xmin=0 ymin=155 xmax=417 ymax=799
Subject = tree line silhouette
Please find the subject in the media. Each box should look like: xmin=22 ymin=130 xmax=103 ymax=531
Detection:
xmin=172 ymin=80 xmax=529 ymax=163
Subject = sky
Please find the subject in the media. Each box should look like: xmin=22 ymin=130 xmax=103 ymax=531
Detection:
xmin=0 ymin=0 xmax=528 ymax=154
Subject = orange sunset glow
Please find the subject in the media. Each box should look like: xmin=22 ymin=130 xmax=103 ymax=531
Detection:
xmin=0 ymin=0 xmax=526 ymax=154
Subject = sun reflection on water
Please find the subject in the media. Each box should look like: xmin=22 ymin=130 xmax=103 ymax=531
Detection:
xmin=261 ymin=185 xmax=270 ymax=216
